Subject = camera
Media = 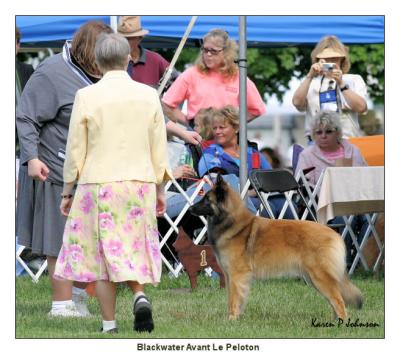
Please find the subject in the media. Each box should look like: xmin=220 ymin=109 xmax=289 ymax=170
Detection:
xmin=322 ymin=63 xmax=335 ymax=72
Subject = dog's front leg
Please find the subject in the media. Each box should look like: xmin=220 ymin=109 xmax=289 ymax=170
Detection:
xmin=228 ymin=279 xmax=240 ymax=320
xmin=227 ymin=273 xmax=251 ymax=320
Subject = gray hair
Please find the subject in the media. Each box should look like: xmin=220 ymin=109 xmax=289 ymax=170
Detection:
xmin=311 ymin=111 xmax=343 ymax=142
xmin=95 ymin=33 xmax=130 ymax=72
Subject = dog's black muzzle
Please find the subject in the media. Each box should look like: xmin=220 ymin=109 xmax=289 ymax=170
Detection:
xmin=189 ymin=196 xmax=214 ymax=217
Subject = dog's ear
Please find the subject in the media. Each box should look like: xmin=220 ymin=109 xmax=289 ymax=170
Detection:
xmin=215 ymin=174 xmax=226 ymax=203
xmin=216 ymin=173 xmax=225 ymax=187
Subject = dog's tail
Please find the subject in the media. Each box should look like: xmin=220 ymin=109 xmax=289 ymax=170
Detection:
xmin=339 ymin=273 xmax=363 ymax=309
xmin=324 ymin=235 xmax=363 ymax=309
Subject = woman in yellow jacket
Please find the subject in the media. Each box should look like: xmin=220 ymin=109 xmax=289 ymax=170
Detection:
xmin=54 ymin=33 xmax=172 ymax=334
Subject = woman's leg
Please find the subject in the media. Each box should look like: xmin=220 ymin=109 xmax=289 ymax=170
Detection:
xmin=47 ymin=256 xmax=73 ymax=300
xmin=47 ymin=256 xmax=84 ymax=317
xmin=96 ymin=280 xmax=117 ymax=321
xmin=127 ymin=281 xmax=144 ymax=294
xmin=127 ymin=281 xmax=154 ymax=332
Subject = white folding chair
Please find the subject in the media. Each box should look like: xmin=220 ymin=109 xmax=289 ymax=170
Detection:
xmin=159 ymin=176 xmax=211 ymax=278
xmin=346 ymin=213 xmax=384 ymax=275
xmin=16 ymin=245 xmax=48 ymax=283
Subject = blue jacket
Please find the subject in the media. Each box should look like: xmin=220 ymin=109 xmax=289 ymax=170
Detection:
xmin=198 ymin=144 xmax=271 ymax=177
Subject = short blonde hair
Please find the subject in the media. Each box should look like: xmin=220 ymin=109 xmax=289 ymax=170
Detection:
xmin=194 ymin=107 xmax=216 ymax=140
xmin=195 ymin=29 xmax=238 ymax=79
xmin=311 ymin=111 xmax=343 ymax=142
xmin=212 ymin=105 xmax=240 ymax=131
xmin=311 ymin=35 xmax=351 ymax=74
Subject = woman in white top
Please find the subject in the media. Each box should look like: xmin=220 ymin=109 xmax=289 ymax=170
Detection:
xmin=292 ymin=35 xmax=368 ymax=141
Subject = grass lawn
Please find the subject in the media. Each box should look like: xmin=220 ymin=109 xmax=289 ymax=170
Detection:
xmin=16 ymin=270 xmax=384 ymax=339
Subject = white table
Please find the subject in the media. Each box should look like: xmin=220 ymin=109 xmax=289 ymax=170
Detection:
xmin=317 ymin=166 xmax=384 ymax=274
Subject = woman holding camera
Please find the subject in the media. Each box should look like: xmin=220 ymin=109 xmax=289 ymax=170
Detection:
xmin=292 ymin=35 xmax=368 ymax=141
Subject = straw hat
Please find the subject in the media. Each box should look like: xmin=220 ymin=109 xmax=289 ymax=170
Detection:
xmin=316 ymin=47 xmax=345 ymax=59
xmin=117 ymin=16 xmax=149 ymax=37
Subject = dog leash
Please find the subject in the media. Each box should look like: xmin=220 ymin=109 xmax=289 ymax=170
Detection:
xmin=198 ymin=143 xmax=214 ymax=186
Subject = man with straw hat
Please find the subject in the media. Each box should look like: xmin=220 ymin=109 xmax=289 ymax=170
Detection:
xmin=118 ymin=16 xmax=177 ymax=88
xmin=117 ymin=16 xmax=202 ymax=145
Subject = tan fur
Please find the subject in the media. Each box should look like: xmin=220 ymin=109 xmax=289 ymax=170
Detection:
xmin=194 ymin=178 xmax=363 ymax=320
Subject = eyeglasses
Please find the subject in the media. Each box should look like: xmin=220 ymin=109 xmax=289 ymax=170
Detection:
xmin=201 ymin=46 xmax=224 ymax=55
xmin=314 ymin=129 xmax=336 ymax=136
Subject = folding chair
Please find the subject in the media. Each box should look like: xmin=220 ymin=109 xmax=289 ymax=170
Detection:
xmin=16 ymin=244 xmax=48 ymax=283
xmin=291 ymin=143 xmax=304 ymax=173
xmin=249 ymin=169 xmax=317 ymax=221
xmin=159 ymin=176 xmax=211 ymax=278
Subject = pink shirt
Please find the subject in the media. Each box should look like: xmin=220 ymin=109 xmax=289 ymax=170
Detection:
xmin=321 ymin=145 xmax=345 ymax=162
xmin=162 ymin=66 xmax=266 ymax=120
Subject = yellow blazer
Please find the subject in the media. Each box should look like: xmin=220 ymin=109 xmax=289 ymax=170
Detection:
xmin=64 ymin=70 xmax=172 ymax=184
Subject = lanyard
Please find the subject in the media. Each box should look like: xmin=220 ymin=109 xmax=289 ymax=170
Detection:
xmin=318 ymin=76 xmax=343 ymax=114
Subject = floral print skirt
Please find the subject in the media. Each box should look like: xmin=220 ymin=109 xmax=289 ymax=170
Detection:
xmin=54 ymin=181 xmax=161 ymax=284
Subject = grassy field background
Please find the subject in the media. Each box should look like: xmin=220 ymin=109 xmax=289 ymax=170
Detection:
xmin=16 ymin=270 xmax=384 ymax=339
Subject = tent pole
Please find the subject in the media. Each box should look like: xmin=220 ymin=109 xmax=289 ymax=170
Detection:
xmin=110 ymin=16 xmax=118 ymax=32
xmin=239 ymin=16 xmax=248 ymax=193
xmin=157 ymin=16 xmax=198 ymax=96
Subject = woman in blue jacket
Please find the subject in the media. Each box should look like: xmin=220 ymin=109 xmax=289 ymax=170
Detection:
xmin=198 ymin=106 xmax=293 ymax=219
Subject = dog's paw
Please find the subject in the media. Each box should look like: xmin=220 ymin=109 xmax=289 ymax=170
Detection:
xmin=228 ymin=313 xmax=239 ymax=320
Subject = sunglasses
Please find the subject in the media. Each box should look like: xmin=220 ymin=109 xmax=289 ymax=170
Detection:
xmin=314 ymin=129 xmax=336 ymax=136
xmin=201 ymin=46 xmax=224 ymax=55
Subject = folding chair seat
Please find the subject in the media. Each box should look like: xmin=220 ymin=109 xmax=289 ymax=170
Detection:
xmin=249 ymin=169 xmax=317 ymax=221
xmin=291 ymin=143 xmax=304 ymax=173
xmin=187 ymin=143 xmax=203 ymax=176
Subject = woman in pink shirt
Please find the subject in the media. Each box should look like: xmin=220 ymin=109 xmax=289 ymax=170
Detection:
xmin=162 ymin=29 xmax=266 ymax=127
xmin=295 ymin=110 xmax=367 ymax=187
xmin=295 ymin=110 xmax=368 ymax=269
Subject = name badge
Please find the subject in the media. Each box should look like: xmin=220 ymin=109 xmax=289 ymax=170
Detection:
xmin=319 ymin=89 xmax=337 ymax=104
xmin=319 ymin=89 xmax=338 ymax=111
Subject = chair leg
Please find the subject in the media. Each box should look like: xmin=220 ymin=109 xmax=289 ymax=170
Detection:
xmin=298 ymin=190 xmax=317 ymax=221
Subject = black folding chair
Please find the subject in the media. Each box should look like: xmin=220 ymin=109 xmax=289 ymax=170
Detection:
xmin=249 ymin=169 xmax=317 ymax=221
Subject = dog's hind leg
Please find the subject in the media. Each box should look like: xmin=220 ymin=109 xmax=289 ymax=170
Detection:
xmin=227 ymin=272 xmax=252 ymax=320
xmin=307 ymin=269 xmax=347 ymax=320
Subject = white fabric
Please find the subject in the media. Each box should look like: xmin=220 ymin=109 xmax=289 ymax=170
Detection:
xmin=317 ymin=166 xmax=384 ymax=224
xmin=304 ymin=74 xmax=368 ymax=138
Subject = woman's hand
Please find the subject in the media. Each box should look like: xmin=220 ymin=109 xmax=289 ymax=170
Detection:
xmin=28 ymin=158 xmax=49 ymax=181
xmin=307 ymin=62 xmax=323 ymax=79
xmin=181 ymin=130 xmax=202 ymax=145
xmin=156 ymin=185 xmax=166 ymax=217
xmin=60 ymin=197 xmax=73 ymax=216
xmin=329 ymin=64 xmax=344 ymax=87
xmin=173 ymin=164 xmax=196 ymax=179
xmin=165 ymin=121 xmax=202 ymax=145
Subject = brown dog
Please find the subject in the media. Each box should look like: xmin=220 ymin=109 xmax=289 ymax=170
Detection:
xmin=173 ymin=227 xmax=225 ymax=290
xmin=189 ymin=174 xmax=363 ymax=320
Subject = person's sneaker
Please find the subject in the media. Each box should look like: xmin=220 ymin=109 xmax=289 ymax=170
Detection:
xmin=47 ymin=303 xmax=83 ymax=317
xmin=72 ymin=292 xmax=92 ymax=317
xmin=100 ymin=327 xmax=118 ymax=334
xmin=133 ymin=295 xmax=154 ymax=333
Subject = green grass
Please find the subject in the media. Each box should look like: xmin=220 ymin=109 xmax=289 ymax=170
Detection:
xmin=16 ymin=270 xmax=384 ymax=338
